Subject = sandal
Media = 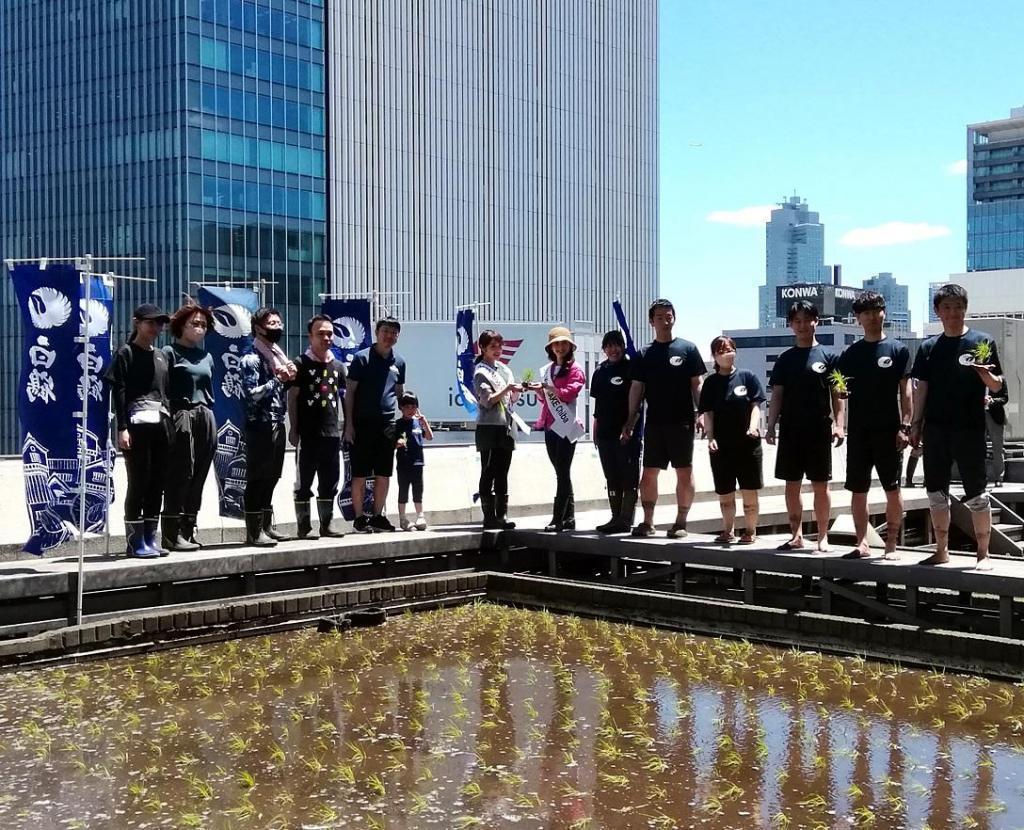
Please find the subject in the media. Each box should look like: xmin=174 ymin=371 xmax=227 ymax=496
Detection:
xmin=776 ymin=540 xmax=806 ymax=551
xmin=714 ymin=532 xmax=736 ymax=544
xmin=737 ymin=533 xmax=756 ymax=545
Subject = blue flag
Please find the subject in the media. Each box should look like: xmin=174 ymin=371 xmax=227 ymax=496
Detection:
xmin=322 ymin=298 xmax=374 ymax=521
xmin=612 ymin=299 xmax=638 ymax=358
xmin=455 ymin=308 xmax=478 ymax=417
xmin=10 ymin=262 xmax=115 ymax=554
xmin=198 ymin=286 xmax=259 ymax=518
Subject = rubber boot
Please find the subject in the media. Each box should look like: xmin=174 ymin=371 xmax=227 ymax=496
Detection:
xmin=495 ymin=495 xmax=516 ymax=530
xmin=143 ymin=517 xmax=168 ymax=557
xmin=162 ymin=513 xmax=199 ymax=552
xmin=616 ymin=488 xmax=638 ymax=532
xmin=262 ymin=509 xmax=292 ymax=542
xmin=562 ymin=494 xmax=576 ymax=531
xmin=181 ymin=513 xmax=203 ymax=548
xmin=246 ymin=511 xmax=277 ymax=547
xmin=544 ymin=493 xmax=567 ymax=532
xmin=481 ymin=495 xmax=501 ymax=530
xmin=317 ymin=498 xmax=346 ymax=538
xmin=596 ymin=491 xmax=622 ymax=534
xmin=294 ymin=500 xmax=316 ymax=539
xmin=125 ymin=520 xmax=159 ymax=559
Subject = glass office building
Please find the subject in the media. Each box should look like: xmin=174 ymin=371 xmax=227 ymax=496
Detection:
xmin=1 ymin=1 xmax=657 ymax=453
xmin=967 ymin=108 xmax=1024 ymax=272
xmin=758 ymin=195 xmax=830 ymax=327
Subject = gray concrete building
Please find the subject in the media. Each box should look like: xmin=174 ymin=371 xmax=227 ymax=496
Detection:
xmin=861 ymin=272 xmax=912 ymax=337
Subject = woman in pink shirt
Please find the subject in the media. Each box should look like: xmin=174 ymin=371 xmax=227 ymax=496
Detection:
xmin=530 ymin=327 xmax=586 ymax=531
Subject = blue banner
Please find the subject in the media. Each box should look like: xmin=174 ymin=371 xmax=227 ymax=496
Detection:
xmin=198 ymin=286 xmax=258 ymax=518
xmin=10 ymin=262 xmax=115 ymax=554
xmin=323 ymin=298 xmax=372 ymax=368
xmin=322 ymin=298 xmax=374 ymax=521
xmin=612 ymin=299 xmax=638 ymax=358
xmin=455 ymin=308 xmax=478 ymax=417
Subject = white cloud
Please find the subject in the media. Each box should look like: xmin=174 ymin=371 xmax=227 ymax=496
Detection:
xmin=839 ymin=222 xmax=951 ymax=248
xmin=946 ymin=159 xmax=967 ymax=176
xmin=705 ymin=205 xmax=775 ymax=227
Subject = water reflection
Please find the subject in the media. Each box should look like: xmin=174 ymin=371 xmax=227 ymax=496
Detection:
xmin=0 ymin=606 xmax=1021 ymax=828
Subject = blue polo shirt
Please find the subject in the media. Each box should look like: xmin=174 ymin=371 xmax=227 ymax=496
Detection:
xmin=348 ymin=345 xmax=406 ymax=420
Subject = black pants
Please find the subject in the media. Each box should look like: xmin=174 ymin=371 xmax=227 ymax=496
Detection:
xmin=479 ymin=448 xmax=513 ymax=499
xmin=164 ymin=406 xmax=216 ymax=516
xmin=545 ymin=430 xmax=577 ymax=504
xmin=596 ymin=437 xmax=641 ymax=491
xmin=397 ymin=464 xmax=424 ymax=504
xmin=296 ymin=435 xmax=341 ymax=500
xmin=245 ymin=423 xmax=286 ymax=512
xmin=124 ymin=420 xmax=170 ymax=520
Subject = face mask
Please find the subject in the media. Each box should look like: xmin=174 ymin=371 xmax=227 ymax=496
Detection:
xmin=263 ymin=328 xmax=283 ymax=344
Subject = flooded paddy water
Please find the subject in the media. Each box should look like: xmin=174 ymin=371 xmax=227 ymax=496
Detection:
xmin=0 ymin=605 xmax=1022 ymax=829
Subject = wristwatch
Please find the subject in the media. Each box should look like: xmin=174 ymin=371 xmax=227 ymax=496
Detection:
xmin=898 ymin=423 xmax=912 ymax=434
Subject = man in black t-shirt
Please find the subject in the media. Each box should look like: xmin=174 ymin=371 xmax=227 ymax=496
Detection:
xmin=591 ymin=330 xmax=641 ymax=533
xmin=910 ymin=283 xmax=1004 ymax=570
xmin=343 ymin=317 xmax=407 ymax=533
xmin=765 ymin=301 xmax=845 ymax=553
xmin=288 ymin=314 xmax=347 ymax=540
xmin=621 ymin=299 xmax=705 ymax=539
xmin=835 ymin=291 xmax=911 ymax=560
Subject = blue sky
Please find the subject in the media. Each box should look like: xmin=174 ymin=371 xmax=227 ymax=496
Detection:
xmin=659 ymin=0 xmax=1024 ymax=353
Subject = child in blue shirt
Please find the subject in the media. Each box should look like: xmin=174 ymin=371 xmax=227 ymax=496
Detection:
xmin=395 ymin=391 xmax=434 ymax=530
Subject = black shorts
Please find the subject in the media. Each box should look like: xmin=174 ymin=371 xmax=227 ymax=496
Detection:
xmin=922 ymin=422 xmax=987 ymax=499
xmin=775 ymin=421 xmax=832 ymax=483
xmin=710 ymin=438 xmax=763 ymax=495
xmin=845 ymin=429 xmax=902 ymax=493
xmin=350 ymin=418 xmax=397 ymax=478
xmin=642 ymin=421 xmax=695 ymax=470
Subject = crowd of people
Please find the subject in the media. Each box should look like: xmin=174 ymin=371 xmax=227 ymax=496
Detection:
xmin=105 ymin=282 xmax=1006 ymax=569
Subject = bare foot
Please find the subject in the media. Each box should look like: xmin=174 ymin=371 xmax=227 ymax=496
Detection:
xmin=816 ymin=537 xmax=830 ymax=553
xmin=882 ymin=550 xmax=900 ymax=561
xmin=776 ymin=538 xmax=807 ymax=551
xmin=918 ymin=554 xmax=950 ymax=566
xmin=974 ymin=555 xmax=994 ymax=572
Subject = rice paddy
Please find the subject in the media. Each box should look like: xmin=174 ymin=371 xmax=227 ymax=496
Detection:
xmin=0 ymin=604 xmax=1021 ymax=828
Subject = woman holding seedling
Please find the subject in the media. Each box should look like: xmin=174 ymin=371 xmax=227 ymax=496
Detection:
xmin=910 ymin=283 xmax=1004 ymax=570
xmin=473 ymin=330 xmax=521 ymax=530
xmin=531 ymin=327 xmax=586 ymax=532
xmin=765 ymin=300 xmax=845 ymax=553
xmin=698 ymin=336 xmax=765 ymax=544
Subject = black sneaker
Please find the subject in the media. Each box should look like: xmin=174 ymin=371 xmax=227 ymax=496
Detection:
xmin=368 ymin=514 xmax=396 ymax=532
xmin=353 ymin=515 xmax=376 ymax=534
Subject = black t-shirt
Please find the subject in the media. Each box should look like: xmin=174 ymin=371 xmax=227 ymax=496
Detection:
xmin=105 ymin=342 xmax=170 ymax=431
xmin=293 ymin=353 xmax=346 ymax=438
xmin=698 ymin=369 xmax=766 ymax=446
xmin=590 ymin=358 xmax=632 ymax=441
xmin=911 ymin=329 xmax=1002 ymax=430
xmin=631 ymin=338 xmax=705 ymax=425
xmin=396 ymin=416 xmax=426 ymax=468
xmin=347 ymin=346 xmax=406 ymax=420
xmin=769 ymin=344 xmax=838 ymax=428
xmin=836 ymin=337 xmax=910 ymax=431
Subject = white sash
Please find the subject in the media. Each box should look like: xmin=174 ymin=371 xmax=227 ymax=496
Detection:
xmin=541 ymin=365 xmax=585 ymax=442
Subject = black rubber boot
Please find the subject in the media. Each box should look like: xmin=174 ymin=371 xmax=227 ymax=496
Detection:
xmin=481 ymin=495 xmax=502 ymax=530
xmin=294 ymin=500 xmax=316 ymax=539
xmin=162 ymin=513 xmax=199 ymax=552
xmin=262 ymin=509 xmax=292 ymax=542
xmin=544 ymin=493 xmax=567 ymax=532
xmin=317 ymin=499 xmax=346 ymax=537
xmin=181 ymin=513 xmax=203 ymax=548
xmin=246 ymin=512 xmax=277 ymax=547
xmin=562 ymin=495 xmax=576 ymax=531
xmin=495 ymin=495 xmax=516 ymax=530
xmin=616 ymin=489 xmax=638 ymax=531
xmin=596 ymin=491 xmax=622 ymax=534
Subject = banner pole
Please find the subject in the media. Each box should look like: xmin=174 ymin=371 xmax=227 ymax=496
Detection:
xmin=75 ymin=255 xmax=94 ymax=627
xmin=105 ymin=411 xmax=113 ymax=558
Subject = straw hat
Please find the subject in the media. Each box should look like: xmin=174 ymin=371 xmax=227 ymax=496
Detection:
xmin=545 ymin=326 xmax=575 ymax=348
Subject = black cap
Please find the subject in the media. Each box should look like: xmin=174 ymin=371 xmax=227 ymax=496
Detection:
xmin=133 ymin=303 xmax=170 ymax=323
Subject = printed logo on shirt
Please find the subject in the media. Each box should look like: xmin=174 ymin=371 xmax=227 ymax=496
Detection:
xmin=669 ymin=355 xmax=684 ymax=366
xmin=877 ymin=356 xmax=893 ymax=368
xmin=610 ymin=376 xmax=625 ymax=386
xmin=733 ymin=385 xmax=748 ymax=397
xmin=810 ymin=361 xmax=827 ymax=374
xmin=958 ymin=353 xmax=976 ymax=367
